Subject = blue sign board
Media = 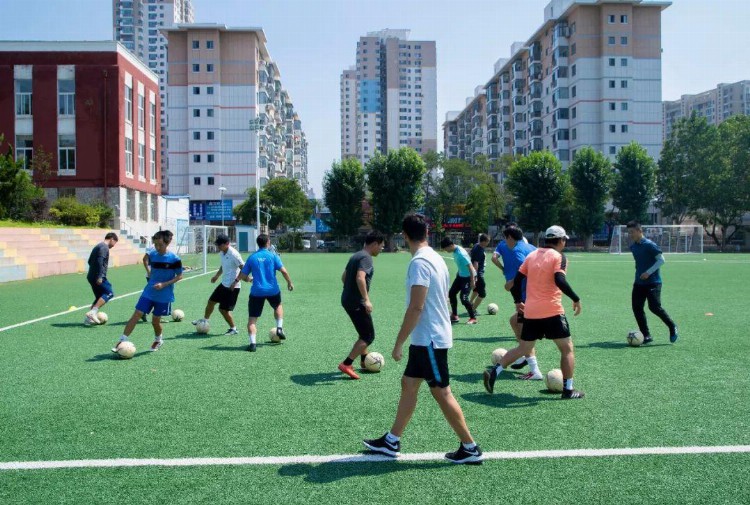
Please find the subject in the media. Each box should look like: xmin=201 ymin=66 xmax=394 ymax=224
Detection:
xmin=189 ymin=200 xmax=234 ymax=221
xmin=316 ymin=218 xmax=330 ymax=233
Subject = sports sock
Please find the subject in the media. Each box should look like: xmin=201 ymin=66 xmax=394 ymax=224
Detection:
xmin=494 ymin=364 xmax=505 ymax=374
xmin=385 ymin=432 xmax=400 ymax=443
xmin=249 ymin=333 xmax=257 ymax=344
xmin=462 ymin=442 xmax=477 ymax=450
xmin=92 ymin=307 xmax=99 ymax=314
xmin=527 ymin=356 xmax=540 ymax=374
xmin=119 ymin=335 xmax=128 ymax=342
xmin=343 ymin=357 xmax=354 ymax=366
xmin=230 ymin=327 xmax=237 ymax=331
xmin=276 ymin=318 xmax=283 ymax=328
xmin=564 ymin=378 xmax=574 ymax=390
xmin=154 ymin=335 xmax=163 ymax=342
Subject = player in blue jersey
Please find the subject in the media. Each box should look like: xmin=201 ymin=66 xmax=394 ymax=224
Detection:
xmin=239 ymin=234 xmax=294 ymax=352
xmin=112 ymin=230 xmax=183 ymax=353
xmin=440 ymin=237 xmax=478 ymax=324
xmin=627 ymin=221 xmax=678 ymax=344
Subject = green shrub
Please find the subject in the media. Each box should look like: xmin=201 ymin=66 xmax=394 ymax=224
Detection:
xmin=49 ymin=197 xmax=100 ymax=227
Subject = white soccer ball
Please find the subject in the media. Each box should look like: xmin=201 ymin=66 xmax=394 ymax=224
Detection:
xmin=117 ymin=341 xmax=136 ymax=359
xmin=487 ymin=303 xmax=499 ymax=315
xmin=97 ymin=311 xmax=108 ymax=324
xmin=172 ymin=309 xmax=185 ymax=322
xmin=196 ymin=319 xmax=210 ymax=334
xmin=546 ymin=368 xmax=564 ymax=392
xmin=269 ymin=328 xmax=281 ymax=343
xmin=627 ymin=330 xmax=644 ymax=347
xmin=491 ymin=347 xmax=508 ymax=365
xmin=364 ymin=352 xmax=385 ymax=372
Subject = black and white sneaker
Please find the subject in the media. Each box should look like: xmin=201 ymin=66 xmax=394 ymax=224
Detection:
xmin=445 ymin=444 xmax=483 ymax=464
xmin=643 ymin=335 xmax=653 ymax=345
xmin=510 ymin=359 xmax=528 ymax=370
xmin=561 ymin=389 xmax=585 ymax=400
xmin=247 ymin=343 xmax=257 ymax=352
xmin=363 ymin=434 xmax=400 ymax=457
xmin=224 ymin=328 xmax=238 ymax=336
xmin=276 ymin=327 xmax=286 ymax=340
xmin=483 ymin=366 xmax=498 ymax=394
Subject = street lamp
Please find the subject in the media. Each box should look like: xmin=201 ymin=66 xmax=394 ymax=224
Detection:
xmin=249 ymin=117 xmax=266 ymax=238
xmin=218 ymin=186 xmax=227 ymax=228
xmin=260 ymin=209 xmax=271 ymax=234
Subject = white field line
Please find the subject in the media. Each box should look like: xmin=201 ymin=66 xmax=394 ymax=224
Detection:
xmin=0 ymin=271 xmax=211 ymax=334
xmin=2 ymin=445 xmax=749 ymax=471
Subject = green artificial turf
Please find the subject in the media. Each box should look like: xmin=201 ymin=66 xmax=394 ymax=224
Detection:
xmin=1 ymin=252 xmax=749 ymax=503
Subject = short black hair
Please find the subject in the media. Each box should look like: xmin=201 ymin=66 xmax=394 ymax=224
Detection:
xmin=503 ymin=227 xmax=523 ymax=241
xmin=105 ymin=232 xmax=118 ymax=241
xmin=478 ymin=233 xmax=489 ymax=243
xmin=504 ymin=222 xmax=519 ymax=230
xmin=440 ymin=236 xmax=454 ymax=249
xmin=626 ymin=221 xmax=641 ymax=230
xmin=214 ymin=234 xmax=230 ymax=246
xmin=402 ymin=214 xmax=427 ymax=242
xmin=160 ymin=230 xmax=174 ymax=244
xmin=257 ymin=234 xmax=269 ymax=248
xmin=364 ymin=230 xmax=385 ymax=245
xmin=545 ymin=237 xmax=564 ymax=246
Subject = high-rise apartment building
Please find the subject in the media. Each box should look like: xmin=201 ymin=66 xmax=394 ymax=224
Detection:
xmin=113 ymin=0 xmax=194 ymax=193
xmin=663 ymin=80 xmax=750 ymax=140
xmin=445 ymin=0 xmax=670 ymax=167
xmin=340 ymin=29 xmax=437 ymax=165
xmin=164 ymin=24 xmax=309 ymax=220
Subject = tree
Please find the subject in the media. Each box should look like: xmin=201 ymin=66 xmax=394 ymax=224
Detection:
xmin=611 ymin=142 xmax=656 ymax=224
xmin=505 ymin=151 xmax=565 ymax=241
xmin=423 ymin=157 xmax=473 ymax=234
xmin=233 ymin=187 xmax=269 ymax=226
xmin=0 ymin=135 xmax=44 ymax=221
xmin=262 ymin=178 xmax=314 ymax=230
xmin=657 ymin=115 xmax=720 ymax=224
xmin=569 ymin=147 xmax=614 ymax=249
xmin=322 ymin=158 xmax=366 ymax=238
xmin=366 ymin=148 xmax=426 ymax=248
xmin=464 ymin=184 xmax=492 ymax=233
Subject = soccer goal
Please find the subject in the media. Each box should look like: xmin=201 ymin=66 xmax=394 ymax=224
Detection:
xmin=609 ymin=224 xmax=704 ymax=254
xmin=174 ymin=225 xmax=229 ymax=273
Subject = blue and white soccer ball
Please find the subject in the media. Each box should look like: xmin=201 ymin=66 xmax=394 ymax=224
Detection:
xmin=627 ymin=330 xmax=644 ymax=347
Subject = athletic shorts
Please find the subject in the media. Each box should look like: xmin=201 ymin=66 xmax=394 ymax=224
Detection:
xmin=472 ymin=276 xmax=487 ymax=298
xmin=135 ymin=295 xmax=171 ymax=317
xmin=520 ymin=314 xmax=570 ymax=341
xmin=248 ymin=293 xmax=282 ymax=318
xmin=403 ymin=344 xmax=450 ymax=389
xmin=89 ymin=278 xmax=114 ymax=304
xmin=209 ymin=284 xmax=241 ymax=311
xmin=343 ymin=304 xmax=375 ymax=345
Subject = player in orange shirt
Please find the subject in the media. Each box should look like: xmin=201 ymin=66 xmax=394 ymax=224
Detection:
xmin=483 ymin=225 xmax=584 ymax=399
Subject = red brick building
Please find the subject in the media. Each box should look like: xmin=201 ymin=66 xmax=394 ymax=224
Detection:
xmin=0 ymin=41 xmax=162 ymax=227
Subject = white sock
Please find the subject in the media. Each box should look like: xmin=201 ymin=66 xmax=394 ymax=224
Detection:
xmin=385 ymin=432 xmax=400 ymax=443
xmin=276 ymin=318 xmax=283 ymax=328
xmin=230 ymin=327 xmax=236 ymax=331
xmin=154 ymin=335 xmax=163 ymax=342
xmin=513 ymin=356 xmax=527 ymax=365
xmin=462 ymin=442 xmax=477 ymax=450
xmin=527 ymin=356 xmax=540 ymax=374
xmin=494 ymin=364 xmax=505 ymax=374
xmin=119 ymin=335 xmax=128 ymax=342
xmin=92 ymin=307 xmax=99 ymax=314
xmin=249 ymin=334 xmax=256 ymax=344
xmin=564 ymin=378 xmax=574 ymax=390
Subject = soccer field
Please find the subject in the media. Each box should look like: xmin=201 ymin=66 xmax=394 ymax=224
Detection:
xmin=1 ymin=252 xmax=749 ymax=504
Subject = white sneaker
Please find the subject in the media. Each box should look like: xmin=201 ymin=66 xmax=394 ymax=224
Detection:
xmin=85 ymin=310 xmax=100 ymax=324
xmin=518 ymin=371 xmax=544 ymax=380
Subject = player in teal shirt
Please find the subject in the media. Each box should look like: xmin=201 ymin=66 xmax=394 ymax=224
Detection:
xmin=440 ymin=237 xmax=478 ymax=324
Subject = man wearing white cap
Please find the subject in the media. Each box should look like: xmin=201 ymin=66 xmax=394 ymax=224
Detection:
xmin=483 ymin=225 xmax=585 ymax=399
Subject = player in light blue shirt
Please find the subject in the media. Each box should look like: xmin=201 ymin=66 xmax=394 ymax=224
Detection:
xmin=239 ymin=234 xmax=294 ymax=352
xmin=440 ymin=236 xmax=478 ymax=324
xmin=112 ymin=230 xmax=183 ymax=354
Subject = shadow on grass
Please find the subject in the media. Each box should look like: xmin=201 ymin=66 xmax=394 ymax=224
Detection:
xmin=582 ymin=341 xmax=671 ymax=349
xmin=199 ymin=342 xmax=278 ymax=352
xmin=289 ymin=372 xmax=349 ymax=387
xmin=451 ymin=370 xmax=519 ymax=385
xmin=461 ymin=391 xmax=553 ymax=409
xmin=278 ymin=459 xmax=450 ymax=483
xmin=85 ymin=350 xmax=152 ymax=362
xmin=174 ymin=331 xmax=213 ymax=340
xmin=454 ymin=335 xmax=515 ymax=344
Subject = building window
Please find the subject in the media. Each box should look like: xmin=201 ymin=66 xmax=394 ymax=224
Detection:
xmin=621 ymin=102 xmax=629 ymax=111
xmin=571 ymin=64 xmax=576 ymax=76
xmin=193 ymin=131 xmax=201 ymax=140
xmin=125 ymin=137 xmax=133 ymax=176
xmin=193 ymin=154 xmax=201 ymax=163
xmin=206 ymin=64 xmax=214 ymax=72
xmin=150 ymin=148 xmax=156 ymax=181
xmin=207 ymin=86 xmax=214 ymax=95
xmin=572 ymin=107 xmax=577 ymax=118
xmin=609 ymin=58 xmax=616 ymax=67
xmin=207 ymin=131 xmax=215 ymax=140
xmin=621 ymin=58 xmax=628 ymax=66
xmin=608 ymin=14 xmax=616 ymax=23
xmin=138 ymin=143 xmax=145 ymax=178
xmin=150 ymin=101 xmax=156 ymax=131
xmin=192 ymin=63 xmax=200 ymax=72
xmin=572 ymin=128 xmax=577 ymax=140
xmin=621 ymin=36 xmax=628 ymax=45
xmin=207 ymin=154 xmax=214 ymax=163
xmin=193 ymin=109 xmax=200 ymax=117
xmin=207 ymin=40 xmax=214 ymax=49
xmin=621 ymin=80 xmax=628 ymax=88
xmin=15 ymin=79 xmax=32 ymax=116
xmin=610 ymin=124 xmax=616 ymax=133
xmin=609 ymin=102 xmax=616 ymax=111
xmin=622 ymin=124 xmax=628 ymax=133
xmin=609 ymin=80 xmax=616 ymax=88
xmin=207 ymin=176 xmax=215 ymax=185
xmin=608 ymin=36 xmax=616 ymax=45
xmin=194 ymin=177 xmax=201 ymax=185
xmin=58 ymin=135 xmax=76 ymax=174
xmin=571 ymin=86 xmax=576 ymax=98
xmin=192 ymin=40 xmax=199 ymax=49
xmin=621 ymin=14 xmax=628 ymax=23
xmin=138 ymin=93 xmax=145 ymax=129
xmin=193 ymin=86 xmax=200 ymax=95
xmin=58 ymin=79 xmax=75 ymax=116
xmin=15 ymin=136 xmax=33 ymax=171
xmin=207 ymin=108 xmax=214 ymax=117
xmin=125 ymin=84 xmax=133 ymax=122
xmin=571 ymin=43 xmax=576 ymax=55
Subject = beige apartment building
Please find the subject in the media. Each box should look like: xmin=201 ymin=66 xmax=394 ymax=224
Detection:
xmin=663 ymin=80 xmax=750 ymax=140
xmin=445 ymin=0 xmax=670 ymax=167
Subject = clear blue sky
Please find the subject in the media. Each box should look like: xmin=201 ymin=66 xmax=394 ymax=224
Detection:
xmin=1 ymin=0 xmax=748 ymax=197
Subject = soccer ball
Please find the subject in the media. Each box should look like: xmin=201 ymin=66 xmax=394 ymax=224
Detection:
xmin=487 ymin=303 xmax=499 ymax=315
xmin=196 ymin=320 xmax=210 ymax=334
xmin=627 ymin=330 xmax=644 ymax=347
xmin=172 ymin=309 xmax=185 ymax=322
xmin=545 ymin=368 xmax=564 ymax=392
xmin=269 ymin=328 xmax=281 ymax=343
xmin=97 ymin=311 xmax=108 ymax=324
xmin=491 ymin=347 xmax=508 ymax=365
xmin=364 ymin=352 xmax=385 ymax=372
xmin=117 ymin=341 xmax=136 ymax=359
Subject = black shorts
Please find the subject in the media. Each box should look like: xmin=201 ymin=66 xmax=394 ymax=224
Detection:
xmin=88 ymin=278 xmax=114 ymax=304
xmin=344 ymin=304 xmax=375 ymax=345
xmin=472 ymin=276 xmax=487 ymax=298
xmin=209 ymin=284 xmax=241 ymax=311
xmin=520 ymin=314 xmax=570 ymax=341
xmin=403 ymin=344 xmax=450 ymax=388
xmin=248 ymin=293 xmax=282 ymax=318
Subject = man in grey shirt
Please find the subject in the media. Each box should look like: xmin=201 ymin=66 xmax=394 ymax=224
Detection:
xmin=85 ymin=233 xmax=118 ymax=325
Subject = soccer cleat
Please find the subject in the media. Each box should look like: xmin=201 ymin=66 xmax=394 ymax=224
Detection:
xmin=276 ymin=327 xmax=286 ymax=340
xmin=445 ymin=444 xmax=483 ymax=465
xmin=84 ymin=316 xmax=97 ymax=326
xmin=247 ymin=343 xmax=257 ymax=352
xmin=363 ymin=434 xmax=400 ymax=457
xmin=338 ymin=362 xmax=361 ymax=380
xmin=643 ymin=335 xmax=654 ymax=345
xmin=150 ymin=340 xmax=163 ymax=351
xmin=510 ymin=358 xmax=528 ymax=370
xmin=450 ymin=315 xmax=460 ymax=325
xmin=670 ymin=326 xmax=679 ymax=344
xmin=466 ymin=318 xmax=478 ymax=325
xmin=483 ymin=366 xmax=498 ymax=394
xmin=111 ymin=341 xmax=124 ymax=353
xmin=85 ymin=310 xmax=100 ymax=324
xmin=224 ymin=328 xmax=239 ymax=336
xmin=518 ymin=371 xmax=544 ymax=381
xmin=561 ymin=389 xmax=585 ymax=400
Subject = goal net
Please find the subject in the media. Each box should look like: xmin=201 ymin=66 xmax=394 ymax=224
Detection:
xmin=609 ymin=224 xmax=704 ymax=254
xmin=174 ymin=225 xmax=230 ymax=273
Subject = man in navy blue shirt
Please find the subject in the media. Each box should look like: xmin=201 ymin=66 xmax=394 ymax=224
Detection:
xmin=627 ymin=221 xmax=678 ymax=344
xmin=239 ymin=234 xmax=294 ymax=352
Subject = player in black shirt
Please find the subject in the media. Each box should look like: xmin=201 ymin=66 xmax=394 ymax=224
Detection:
xmin=470 ymin=234 xmax=490 ymax=312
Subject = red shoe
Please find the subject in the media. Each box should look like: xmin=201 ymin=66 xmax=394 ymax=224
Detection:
xmin=450 ymin=316 xmax=460 ymax=324
xmin=338 ymin=363 xmax=361 ymax=380
xmin=466 ymin=318 xmax=478 ymax=325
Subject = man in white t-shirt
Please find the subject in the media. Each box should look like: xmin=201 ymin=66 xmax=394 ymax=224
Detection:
xmin=192 ymin=234 xmax=245 ymax=335
xmin=363 ymin=214 xmax=482 ymax=465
